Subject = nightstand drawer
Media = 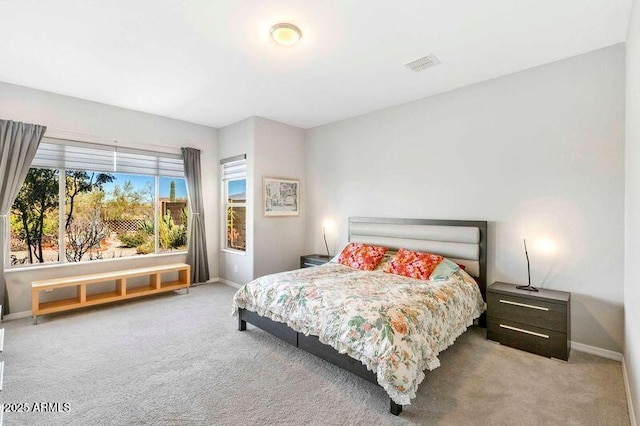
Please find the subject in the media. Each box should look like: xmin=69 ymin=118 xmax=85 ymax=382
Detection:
xmin=487 ymin=317 xmax=569 ymax=360
xmin=487 ymin=292 xmax=567 ymax=332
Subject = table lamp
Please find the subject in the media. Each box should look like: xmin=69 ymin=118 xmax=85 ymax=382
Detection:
xmin=516 ymin=239 xmax=539 ymax=292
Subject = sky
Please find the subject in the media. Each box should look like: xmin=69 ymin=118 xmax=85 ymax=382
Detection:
xmin=100 ymin=173 xmax=188 ymax=199
xmin=99 ymin=174 xmax=245 ymax=199
xmin=228 ymin=179 xmax=246 ymax=196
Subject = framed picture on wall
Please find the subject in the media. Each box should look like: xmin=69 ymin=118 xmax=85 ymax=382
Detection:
xmin=263 ymin=177 xmax=299 ymax=217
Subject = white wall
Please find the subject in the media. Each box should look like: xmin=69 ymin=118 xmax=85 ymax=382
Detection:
xmin=218 ymin=118 xmax=255 ymax=285
xmin=0 ymin=81 xmax=219 ymax=314
xmin=305 ymin=45 xmax=626 ymax=352
xmin=253 ymin=117 xmax=306 ymax=278
xmin=218 ymin=117 xmax=306 ymax=284
xmin=625 ymin=0 xmax=640 ymax=421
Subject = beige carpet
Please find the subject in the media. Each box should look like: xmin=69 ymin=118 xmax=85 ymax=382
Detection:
xmin=1 ymin=283 xmax=630 ymax=425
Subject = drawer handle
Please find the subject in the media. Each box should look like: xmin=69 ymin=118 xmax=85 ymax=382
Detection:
xmin=499 ymin=299 xmax=549 ymax=311
xmin=500 ymin=324 xmax=549 ymax=339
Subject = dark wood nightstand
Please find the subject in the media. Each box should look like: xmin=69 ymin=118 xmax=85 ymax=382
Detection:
xmin=487 ymin=282 xmax=571 ymax=361
xmin=300 ymin=254 xmax=332 ymax=268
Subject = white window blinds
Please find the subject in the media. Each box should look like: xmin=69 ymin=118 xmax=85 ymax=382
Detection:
xmin=221 ymin=155 xmax=247 ymax=181
xmin=31 ymin=139 xmax=114 ymax=172
xmin=32 ymin=137 xmax=184 ymax=177
xmin=116 ymin=147 xmax=184 ymax=177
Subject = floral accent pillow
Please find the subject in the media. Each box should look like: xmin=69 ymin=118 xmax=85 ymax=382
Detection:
xmin=337 ymin=243 xmax=388 ymax=271
xmin=384 ymin=248 xmax=444 ymax=280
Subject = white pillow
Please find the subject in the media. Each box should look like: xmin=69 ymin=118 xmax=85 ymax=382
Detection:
xmin=428 ymin=258 xmax=461 ymax=281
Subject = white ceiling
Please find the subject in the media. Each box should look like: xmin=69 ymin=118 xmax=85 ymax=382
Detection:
xmin=0 ymin=0 xmax=632 ymax=129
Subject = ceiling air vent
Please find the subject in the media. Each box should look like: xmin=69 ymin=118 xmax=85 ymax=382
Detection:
xmin=404 ymin=54 xmax=441 ymax=72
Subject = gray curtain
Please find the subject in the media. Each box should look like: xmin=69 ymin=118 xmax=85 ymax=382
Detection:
xmin=0 ymin=120 xmax=47 ymax=315
xmin=181 ymin=147 xmax=210 ymax=284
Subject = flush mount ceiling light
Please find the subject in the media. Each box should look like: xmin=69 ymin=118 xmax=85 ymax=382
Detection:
xmin=270 ymin=23 xmax=302 ymax=46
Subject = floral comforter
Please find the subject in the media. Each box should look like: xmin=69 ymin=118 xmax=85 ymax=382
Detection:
xmin=232 ymin=263 xmax=485 ymax=405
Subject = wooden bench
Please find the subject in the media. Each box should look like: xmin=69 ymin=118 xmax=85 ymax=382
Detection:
xmin=31 ymin=263 xmax=191 ymax=324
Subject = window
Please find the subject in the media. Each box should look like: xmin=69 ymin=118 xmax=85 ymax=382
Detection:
xmin=7 ymin=138 xmax=188 ymax=267
xmin=221 ymin=156 xmax=247 ymax=252
xmin=159 ymin=177 xmax=188 ymax=253
xmin=225 ymin=179 xmax=246 ymax=251
xmin=10 ymin=169 xmax=60 ymax=265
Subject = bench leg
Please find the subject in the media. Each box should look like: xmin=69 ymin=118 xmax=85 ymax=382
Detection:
xmin=33 ymin=315 xmax=37 ymax=325
xmin=390 ymin=399 xmax=402 ymax=416
xmin=238 ymin=317 xmax=246 ymax=331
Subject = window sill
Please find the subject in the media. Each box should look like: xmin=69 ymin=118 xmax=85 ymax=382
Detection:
xmin=221 ymin=248 xmax=247 ymax=256
xmin=4 ymin=251 xmax=188 ymax=273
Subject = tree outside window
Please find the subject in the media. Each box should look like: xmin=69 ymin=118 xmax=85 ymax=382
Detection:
xmin=10 ymin=169 xmax=59 ymax=265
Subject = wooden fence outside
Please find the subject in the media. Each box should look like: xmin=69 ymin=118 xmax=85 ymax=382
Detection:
xmin=105 ymin=219 xmax=145 ymax=234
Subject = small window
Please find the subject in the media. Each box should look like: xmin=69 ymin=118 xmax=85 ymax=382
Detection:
xmin=225 ymin=179 xmax=246 ymax=251
xmin=221 ymin=156 xmax=247 ymax=252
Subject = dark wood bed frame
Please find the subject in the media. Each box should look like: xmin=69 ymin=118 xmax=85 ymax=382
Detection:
xmin=238 ymin=217 xmax=488 ymax=416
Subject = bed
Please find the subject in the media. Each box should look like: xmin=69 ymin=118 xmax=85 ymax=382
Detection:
xmin=232 ymin=217 xmax=488 ymax=415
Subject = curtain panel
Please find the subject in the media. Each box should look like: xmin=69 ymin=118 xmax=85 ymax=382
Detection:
xmin=0 ymin=120 xmax=47 ymax=315
xmin=181 ymin=147 xmax=210 ymax=284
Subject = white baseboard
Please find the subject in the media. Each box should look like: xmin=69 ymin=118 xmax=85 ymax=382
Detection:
xmin=571 ymin=341 xmax=623 ymax=362
xmin=4 ymin=310 xmax=32 ymax=321
xmin=180 ymin=278 xmax=221 ymax=287
xmin=623 ymin=356 xmax=638 ymax=426
xmin=216 ymin=278 xmax=242 ymax=289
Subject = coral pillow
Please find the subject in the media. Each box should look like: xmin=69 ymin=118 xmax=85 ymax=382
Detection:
xmin=337 ymin=243 xmax=387 ymax=271
xmin=384 ymin=248 xmax=444 ymax=280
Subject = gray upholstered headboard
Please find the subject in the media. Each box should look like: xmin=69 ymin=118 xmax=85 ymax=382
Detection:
xmin=348 ymin=217 xmax=488 ymax=300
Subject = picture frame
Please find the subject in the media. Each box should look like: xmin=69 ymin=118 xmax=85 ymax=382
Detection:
xmin=263 ymin=177 xmax=299 ymax=217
